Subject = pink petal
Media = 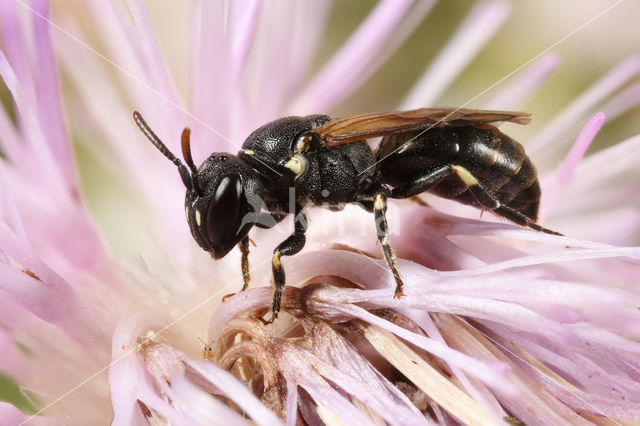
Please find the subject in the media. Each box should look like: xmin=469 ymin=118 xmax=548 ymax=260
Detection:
xmin=308 ymin=293 xmax=516 ymax=395
xmin=601 ymin=82 xmax=640 ymax=120
xmin=483 ymin=53 xmax=560 ymax=109
xmin=289 ymin=0 xmax=416 ymax=113
xmin=0 ymin=0 xmax=35 ymax=101
xmin=557 ymin=112 xmax=606 ymax=185
xmin=401 ymin=312 xmax=508 ymax=420
xmin=285 ymin=378 xmax=299 ymax=426
xmin=183 ymin=358 xmax=284 ymax=426
xmin=275 ymin=344 xmax=381 ymax=425
xmin=31 ymin=0 xmax=74 ymax=186
xmin=0 ymin=163 xmax=28 ymax=240
xmin=401 ymin=0 xmax=511 ymax=108
xmin=572 ymin=132 xmax=640 ymax=190
xmin=529 ymin=55 xmax=640 ymax=159
xmin=109 ymin=313 xmax=195 ymax=425
xmin=0 ymin=51 xmax=66 ymax=199
xmin=282 ymin=2 xmax=334 ymax=97
xmin=188 ymin=1 xmax=235 ymax=152
xmin=144 ymin=343 xmax=252 ymax=425
xmin=0 ymin=401 xmax=87 ymax=426
xmin=541 ymin=112 xmax=606 ymax=219
xmin=0 ymin=328 xmax=27 ymax=376
xmin=229 ymin=0 xmax=262 ymax=75
xmin=169 ymin=373 xmax=253 ymax=425
xmin=125 ymin=0 xmax=183 ymax=117
xmin=309 ymin=322 xmax=428 ymax=424
xmin=495 ymin=333 xmax=640 ymax=420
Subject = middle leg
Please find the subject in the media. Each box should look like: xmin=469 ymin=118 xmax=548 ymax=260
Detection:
xmin=390 ymin=164 xmax=453 ymax=199
xmin=449 ymin=165 xmax=562 ymax=235
xmin=373 ymin=193 xmax=405 ymax=298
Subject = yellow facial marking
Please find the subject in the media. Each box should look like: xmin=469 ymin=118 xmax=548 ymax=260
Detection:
xmin=452 ymin=165 xmax=479 ymax=187
xmin=195 ymin=210 xmax=202 ymax=226
xmin=185 ymin=206 xmax=189 ymax=220
xmin=374 ymin=194 xmax=385 ymax=211
xmin=272 ymin=251 xmax=282 ymax=269
xmin=284 ymin=155 xmax=305 ymax=177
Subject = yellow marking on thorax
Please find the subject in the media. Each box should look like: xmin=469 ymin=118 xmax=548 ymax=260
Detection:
xmin=295 ymin=134 xmax=312 ymax=153
xmin=284 ymin=154 xmax=305 ymax=177
xmin=452 ymin=165 xmax=479 ymax=187
xmin=243 ymin=149 xmax=255 ymax=155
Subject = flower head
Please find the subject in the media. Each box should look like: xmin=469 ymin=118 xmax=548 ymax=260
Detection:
xmin=1 ymin=1 xmax=640 ymax=424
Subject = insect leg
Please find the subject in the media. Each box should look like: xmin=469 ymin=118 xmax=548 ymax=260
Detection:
xmin=409 ymin=196 xmax=431 ymax=207
xmin=266 ymin=204 xmax=307 ymax=323
xmin=389 ymin=164 xmax=453 ymax=198
xmin=222 ymin=236 xmax=255 ymax=302
xmin=450 ymin=165 xmax=562 ymax=236
xmin=493 ymin=206 xmax=563 ymax=235
xmin=373 ymin=193 xmax=405 ymax=298
xmin=239 ymin=235 xmax=251 ymax=291
xmin=254 ymin=211 xmax=287 ymax=229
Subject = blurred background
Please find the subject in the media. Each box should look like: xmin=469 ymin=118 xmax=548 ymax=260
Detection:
xmin=62 ymin=0 xmax=640 ymax=262
xmin=1 ymin=0 xmax=639 ymax=412
xmin=130 ymin=0 xmax=640 ymax=148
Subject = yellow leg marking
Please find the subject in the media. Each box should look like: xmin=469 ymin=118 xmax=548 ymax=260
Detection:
xmin=451 ymin=165 xmax=479 ymax=187
xmin=272 ymin=251 xmax=282 ymax=269
xmin=374 ymin=193 xmax=385 ymax=211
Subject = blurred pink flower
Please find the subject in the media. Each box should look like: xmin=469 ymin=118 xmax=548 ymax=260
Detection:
xmin=0 ymin=1 xmax=639 ymax=425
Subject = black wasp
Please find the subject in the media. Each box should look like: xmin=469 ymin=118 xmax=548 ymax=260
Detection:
xmin=133 ymin=108 xmax=560 ymax=322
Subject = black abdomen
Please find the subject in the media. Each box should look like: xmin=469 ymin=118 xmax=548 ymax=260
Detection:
xmin=377 ymin=125 xmax=541 ymax=220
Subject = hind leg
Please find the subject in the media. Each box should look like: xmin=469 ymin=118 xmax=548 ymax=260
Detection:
xmin=392 ymin=163 xmax=561 ymax=235
xmin=493 ymin=206 xmax=562 ymax=235
xmin=449 ymin=165 xmax=562 ymax=235
xmin=390 ymin=164 xmax=453 ymax=198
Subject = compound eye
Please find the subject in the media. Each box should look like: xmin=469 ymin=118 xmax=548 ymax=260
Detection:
xmin=206 ymin=174 xmax=244 ymax=257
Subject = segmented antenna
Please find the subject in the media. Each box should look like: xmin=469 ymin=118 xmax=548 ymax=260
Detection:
xmin=133 ymin=111 xmax=193 ymax=190
xmin=181 ymin=127 xmax=198 ymax=176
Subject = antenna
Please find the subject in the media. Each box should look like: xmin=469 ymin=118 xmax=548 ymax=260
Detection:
xmin=133 ymin=111 xmax=193 ymax=190
xmin=181 ymin=127 xmax=198 ymax=176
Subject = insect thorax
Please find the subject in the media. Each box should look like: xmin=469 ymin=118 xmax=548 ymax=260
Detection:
xmin=295 ymin=141 xmax=374 ymax=206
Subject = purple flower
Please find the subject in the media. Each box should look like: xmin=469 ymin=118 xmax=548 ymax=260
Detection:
xmin=1 ymin=1 xmax=639 ymax=424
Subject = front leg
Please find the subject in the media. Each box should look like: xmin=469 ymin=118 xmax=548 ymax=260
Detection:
xmin=266 ymin=203 xmax=307 ymax=323
xmin=222 ymin=235 xmax=253 ymax=303
xmin=239 ymin=235 xmax=251 ymax=291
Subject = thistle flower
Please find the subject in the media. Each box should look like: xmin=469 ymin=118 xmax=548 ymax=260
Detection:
xmin=1 ymin=1 xmax=640 ymax=425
